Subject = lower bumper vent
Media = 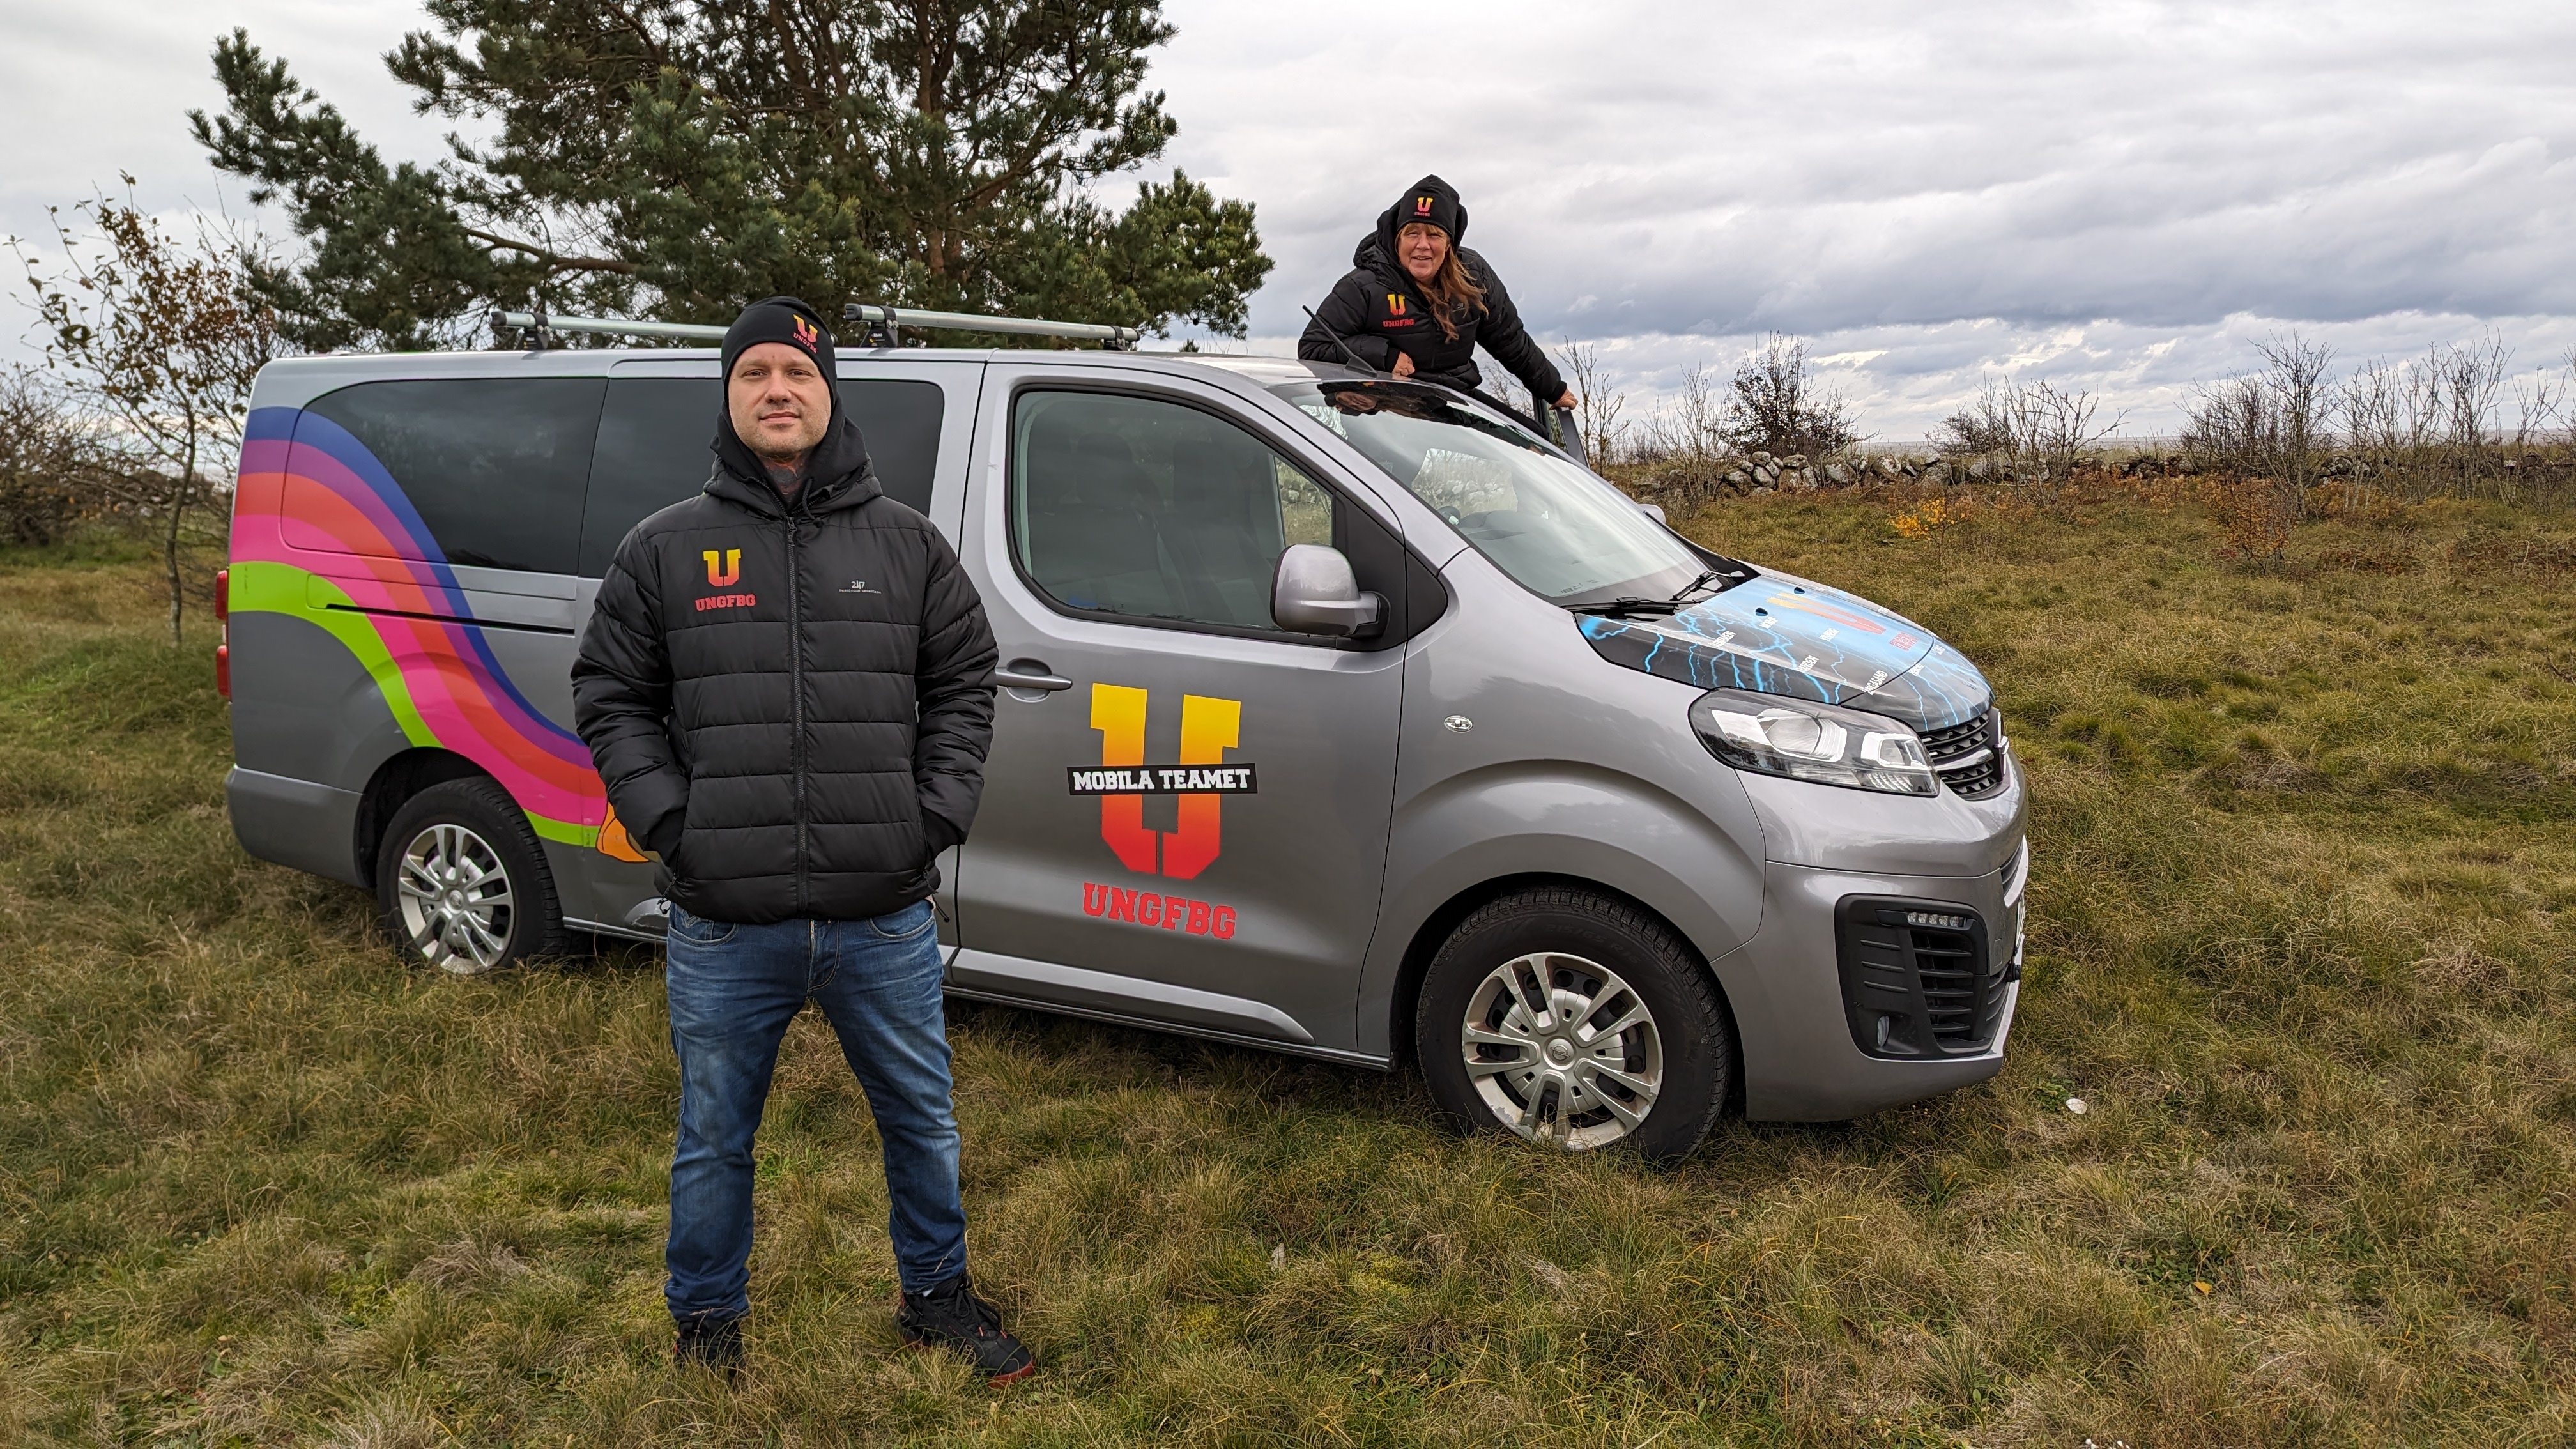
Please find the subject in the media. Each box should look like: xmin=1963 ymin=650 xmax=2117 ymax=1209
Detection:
xmin=1836 ymin=896 xmax=2002 ymax=1058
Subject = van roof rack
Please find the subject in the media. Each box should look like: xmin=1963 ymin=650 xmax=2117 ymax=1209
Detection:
xmin=490 ymin=305 xmax=1140 ymax=351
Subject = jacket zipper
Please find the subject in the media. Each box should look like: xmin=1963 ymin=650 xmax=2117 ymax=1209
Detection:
xmin=786 ymin=507 xmax=808 ymax=915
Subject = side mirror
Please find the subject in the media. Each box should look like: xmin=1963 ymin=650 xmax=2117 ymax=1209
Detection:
xmin=1271 ymin=544 xmax=1386 ymax=638
xmin=1635 ymin=501 xmax=1668 ymax=525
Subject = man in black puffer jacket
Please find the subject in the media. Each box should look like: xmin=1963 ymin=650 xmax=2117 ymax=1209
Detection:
xmin=573 ymin=298 xmax=1031 ymax=1382
xmin=1298 ymin=174 xmax=1572 ymax=409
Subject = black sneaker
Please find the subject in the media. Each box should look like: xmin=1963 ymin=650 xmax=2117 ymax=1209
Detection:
xmin=673 ymin=1312 xmax=744 ymax=1378
xmin=897 ymin=1274 xmax=1035 ymax=1382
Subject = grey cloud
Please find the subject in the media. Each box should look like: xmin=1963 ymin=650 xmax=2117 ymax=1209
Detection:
xmin=7 ymin=0 xmax=2568 ymax=441
xmin=1159 ymin=0 xmax=2576 ymax=343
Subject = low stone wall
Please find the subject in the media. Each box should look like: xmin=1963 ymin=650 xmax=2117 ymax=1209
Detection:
xmin=1615 ymin=448 xmax=2202 ymax=507
xmin=1616 ymin=446 xmax=2575 ymax=510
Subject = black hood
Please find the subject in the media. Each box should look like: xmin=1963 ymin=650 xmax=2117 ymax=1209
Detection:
xmin=709 ymin=369 xmax=877 ymax=519
xmin=709 ymin=406 xmax=880 ymax=519
xmin=709 ymin=293 xmax=876 ymax=517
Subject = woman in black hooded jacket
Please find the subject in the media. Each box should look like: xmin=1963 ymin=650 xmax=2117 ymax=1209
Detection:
xmin=1298 ymin=174 xmax=1574 ymax=411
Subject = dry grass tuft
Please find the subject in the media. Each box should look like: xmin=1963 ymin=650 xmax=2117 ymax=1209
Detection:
xmin=2 ymin=503 xmax=2573 ymax=1443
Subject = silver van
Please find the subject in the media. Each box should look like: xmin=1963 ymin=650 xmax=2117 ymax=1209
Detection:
xmin=222 ymin=314 xmax=2026 ymax=1158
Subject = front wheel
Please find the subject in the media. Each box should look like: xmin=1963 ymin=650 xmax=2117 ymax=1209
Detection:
xmin=374 ymin=777 xmax=566 ymax=975
xmin=1415 ymin=887 xmax=1733 ymax=1160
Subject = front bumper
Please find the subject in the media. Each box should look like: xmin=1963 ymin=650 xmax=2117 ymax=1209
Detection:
xmin=1728 ymin=839 xmax=2028 ymax=1121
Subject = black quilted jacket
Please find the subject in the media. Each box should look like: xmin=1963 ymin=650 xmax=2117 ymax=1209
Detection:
xmin=572 ymin=413 xmax=997 ymax=925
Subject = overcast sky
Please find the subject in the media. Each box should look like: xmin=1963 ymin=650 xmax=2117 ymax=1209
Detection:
xmin=5 ymin=0 xmax=2572 ymax=437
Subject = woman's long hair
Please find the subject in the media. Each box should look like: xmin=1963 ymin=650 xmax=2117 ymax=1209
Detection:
xmin=1419 ymin=245 xmax=1488 ymax=342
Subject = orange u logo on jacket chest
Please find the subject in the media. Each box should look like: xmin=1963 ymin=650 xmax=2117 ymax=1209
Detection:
xmin=697 ymin=549 xmax=755 ymax=612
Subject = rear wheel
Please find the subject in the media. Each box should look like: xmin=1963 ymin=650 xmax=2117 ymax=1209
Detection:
xmin=374 ymin=777 xmax=566 ymax=974
xmin=1414 ymin=886 xmax=1732 ymax=1160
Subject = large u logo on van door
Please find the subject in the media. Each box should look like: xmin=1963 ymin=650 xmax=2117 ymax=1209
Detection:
xmin=1082 ymin=683 xmax=1246 ymax=881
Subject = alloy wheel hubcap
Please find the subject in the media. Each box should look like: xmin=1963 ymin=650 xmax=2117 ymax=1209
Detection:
xmin=1459 ymin=951 xmax=1663 ymax=1151
xmin=394 ymin=822 xmax=514 ymax=974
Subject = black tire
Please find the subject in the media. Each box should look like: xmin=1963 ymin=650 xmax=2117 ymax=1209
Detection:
xmin=1414 ymin=886 xmax=1733 ymax=1161
xmin=374 ymin=776 xmax=567 ymax=975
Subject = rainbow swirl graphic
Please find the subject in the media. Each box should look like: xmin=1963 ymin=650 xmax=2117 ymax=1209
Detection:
xmin=230 ymin=406 xmax=606 ymax=845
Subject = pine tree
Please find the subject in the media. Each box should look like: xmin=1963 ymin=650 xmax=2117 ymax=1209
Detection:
xmin=191 ymin=1 xmax=1271 ymax=351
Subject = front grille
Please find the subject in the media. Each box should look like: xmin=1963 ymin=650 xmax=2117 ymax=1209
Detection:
xmin=1919 ymin=710 xmax=2007 ymax=799
xmin=1836 ymin=896 xmax=2000 ymax=1057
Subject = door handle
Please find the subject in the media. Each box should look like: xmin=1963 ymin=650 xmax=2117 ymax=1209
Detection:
xmin=993 ymin=663 xmax=1073 ymax=692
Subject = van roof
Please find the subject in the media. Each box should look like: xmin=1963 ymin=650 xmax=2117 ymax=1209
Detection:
xmin=244 ymin=346 xmax=1368 ymax=412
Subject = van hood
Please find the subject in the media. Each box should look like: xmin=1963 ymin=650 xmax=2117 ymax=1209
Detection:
xmin=1575 ymin=572 xmax=1992 ymax=731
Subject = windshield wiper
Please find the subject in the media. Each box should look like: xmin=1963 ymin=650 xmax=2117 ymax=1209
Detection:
xmin=1570 ymin=596 xmax=1680 ymax=618
xmin=1667 ymin=569 xmax=1726 ymax=603
xmin=1570 ymin=571 xmax=1731 ymax=618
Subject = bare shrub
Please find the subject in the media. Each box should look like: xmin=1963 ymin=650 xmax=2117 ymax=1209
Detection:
xmin=1556 ymin=338 xmax=1629 ymax=464
xmin=1656 ymin=362 xmax=1727 ymax=463
xmin=2506 ymin=350 xmax=2564 ymax=452
xmin=2335 ymin=357 xmax=2429 ymax=494
xmin=2182 ymin=332 xmax=2333 ymax=521
xmin=1936 ymin=376 xmax=2120 ymax=480
xmin=2432 ymin=334 xmax=2510 ymax=486
xmin=1719 ymin=335 xmax=1862 ymax=459
xmin=1935 ymin=381 xmax=2017 ymax=460
xmin=0 ymin=369 xmax=112 ymax=547
xmin=14 ymin=181 xmax=284 ymax=641
xmin=2021 ymin=378 xmax=2120 ymax=477
xmin=2331 ymin=330 xmax=2550 ymax=503
xmin=2179 ymin=331 xmax=2335 ymax=533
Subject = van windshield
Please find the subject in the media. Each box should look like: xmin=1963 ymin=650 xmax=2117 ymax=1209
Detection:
xmin=1273 ymin=379 xmax=1712 ymax=608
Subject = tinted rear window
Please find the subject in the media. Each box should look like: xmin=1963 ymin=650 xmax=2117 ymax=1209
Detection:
xmin=577 ymin=376 xmax=946 ymax=576
xmin=302 ymin=378 xmax=606 ymax=574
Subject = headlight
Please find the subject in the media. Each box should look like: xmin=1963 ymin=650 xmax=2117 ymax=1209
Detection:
xmin=1689 ymin=688 xmax=1938 ymax=796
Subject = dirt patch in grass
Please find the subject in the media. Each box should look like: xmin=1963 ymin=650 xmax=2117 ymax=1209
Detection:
xmin=2 ymin=500 xmax=2573 ymax=1445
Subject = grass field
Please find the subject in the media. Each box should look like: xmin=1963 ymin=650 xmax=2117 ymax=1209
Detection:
xmin=2 ymin=490 xmax=2572 ymax=1446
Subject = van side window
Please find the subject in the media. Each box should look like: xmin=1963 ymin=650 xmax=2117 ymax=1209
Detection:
xmin=843 ymin=379 xmax=944 ymax=518
xmin=302 ymin=378 xmax=604 ymax=574
xmin=579 ymin=376 xmax=947 ymax=576
xmin=1011 ymin=390 xmax=1337 ymax=632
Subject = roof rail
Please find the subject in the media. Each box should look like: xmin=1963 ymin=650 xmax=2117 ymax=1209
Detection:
xmin=839 ymin=302 xmax=1137 ymax=349
xmin=489 ymin=305 xmax=1140 ymax=351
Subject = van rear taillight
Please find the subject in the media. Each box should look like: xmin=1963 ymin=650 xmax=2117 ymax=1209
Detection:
xmin=215 ymin=569 xmax=231 ymax=699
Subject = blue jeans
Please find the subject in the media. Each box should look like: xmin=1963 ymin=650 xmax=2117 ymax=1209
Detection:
xmin=662 ymin=898 xmax=965 ymax=1320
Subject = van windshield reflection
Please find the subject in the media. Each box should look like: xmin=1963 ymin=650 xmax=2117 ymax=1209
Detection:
xmin=1273 ymin=379 xmax=1717 ymax=609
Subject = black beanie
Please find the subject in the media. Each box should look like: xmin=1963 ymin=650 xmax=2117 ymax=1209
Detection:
xmin=1392 ymin=175 xmax=1465 ymax=243
xmin=721 ymin=296 xmax=836 ymax=382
